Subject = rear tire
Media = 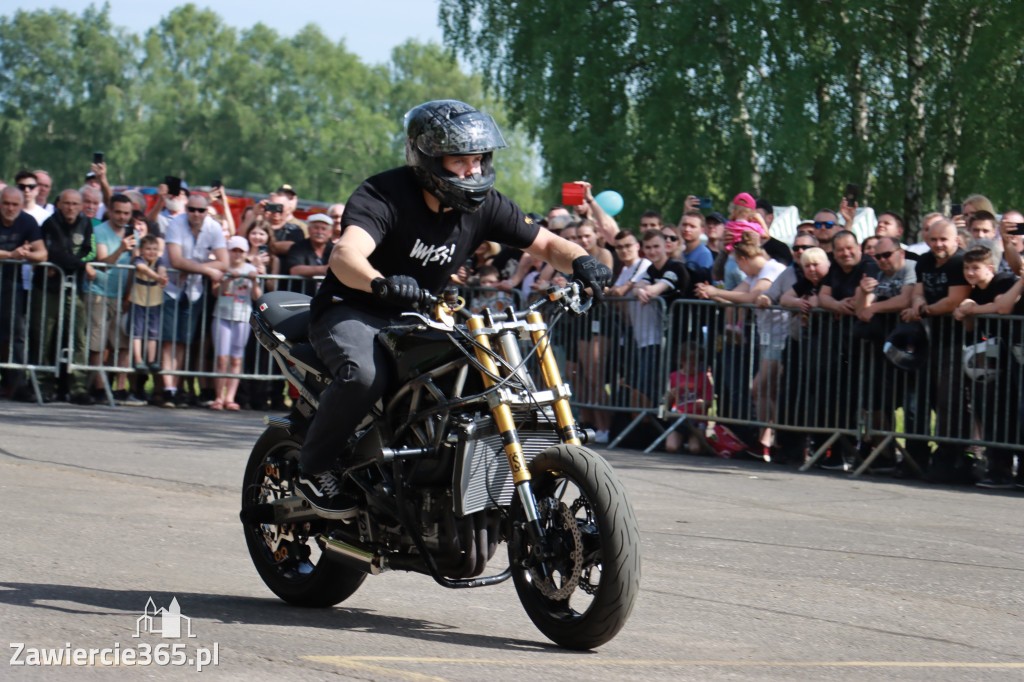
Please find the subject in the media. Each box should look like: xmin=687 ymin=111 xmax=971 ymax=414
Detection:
xmin=509 ymin=444 xmax=640 ymax=649
xmin=241 ymin=428 xmax=365 ymax=607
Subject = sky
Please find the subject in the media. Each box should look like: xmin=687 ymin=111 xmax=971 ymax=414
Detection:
xmin=14 ymin=1 xmax=447 ymax=65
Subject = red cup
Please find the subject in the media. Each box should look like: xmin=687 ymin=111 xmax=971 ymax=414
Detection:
xmin=562 ymin=182 xmax=585 ymax=206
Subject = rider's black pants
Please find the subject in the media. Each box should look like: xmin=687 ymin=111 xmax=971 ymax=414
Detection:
xmin=300 ymin=303 xmax=396 ymax=474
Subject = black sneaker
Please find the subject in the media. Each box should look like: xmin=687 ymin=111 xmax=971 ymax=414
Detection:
xmin=158 ymin=389 xmax=177 ymax=408
xmin=112 ymin=389 xmax=130 ymax=405
xmin=174 ymin=390 xmax=190 ymax=408
xmin=294 ymin=471 xmax=358 ymax=519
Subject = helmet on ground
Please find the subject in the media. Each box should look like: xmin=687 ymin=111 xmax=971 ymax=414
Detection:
xmin=405 ymin=99 xmax=508 ymax=213
xmin=883 ymin=321 xmax=929 ymax=371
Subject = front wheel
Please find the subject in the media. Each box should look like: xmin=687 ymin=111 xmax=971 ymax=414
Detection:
xmin=508 ymin=444 xmax=641 ymax=649
xmin=241 ymin=428 xmax=366 ymax=607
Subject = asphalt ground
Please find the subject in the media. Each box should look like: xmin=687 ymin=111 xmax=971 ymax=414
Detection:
xmin=1 ymin=401 xmax=1022 ymax=680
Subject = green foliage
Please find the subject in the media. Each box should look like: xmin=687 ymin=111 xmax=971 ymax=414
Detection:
xmin=0 ymin=4 xmax=542 ymax=210
xmin=441 ymin=0 xmax=1024 ymax=235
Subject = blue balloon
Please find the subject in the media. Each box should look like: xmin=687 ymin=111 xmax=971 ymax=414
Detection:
xmin=594 ymin=190 xmax=624 ymax=217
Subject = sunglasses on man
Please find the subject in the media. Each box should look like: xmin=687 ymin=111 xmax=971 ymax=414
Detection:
xmin=17 ymin=183 xmax=38 ymax=191
xmin=814 ymin=220 xmax=835 ymax=230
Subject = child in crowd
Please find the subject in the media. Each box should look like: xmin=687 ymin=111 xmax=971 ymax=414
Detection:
xmin=211 ymin=236 xmax=261 ymax=410
xmin=664 ymin=340 xmax=714 ymax=454
xmin=954 ymin=241 xmax=1019 ymax=488
xmin=469 ymin=265 xmax=514 ymax=314
xmin=129 ymin=235 xmax=167 ymax=374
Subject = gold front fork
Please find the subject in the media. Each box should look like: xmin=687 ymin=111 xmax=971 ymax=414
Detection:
xmin=526 ymin=311 xmax=582 ymax=445
xmin=466 ymin=315 xmax=531 ymax=484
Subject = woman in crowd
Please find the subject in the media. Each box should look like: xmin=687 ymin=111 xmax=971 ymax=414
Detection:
xmin=696 ymin=228 xmax=785 ymax=455
xmin=244 ymin=221 xmax=279 ymax=289
xmin=661 ymin=223 xmax=684 ymax=261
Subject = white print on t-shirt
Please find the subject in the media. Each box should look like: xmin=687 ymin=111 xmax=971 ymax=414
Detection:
xmin=409 ymin=238 xmax=456 ymax=267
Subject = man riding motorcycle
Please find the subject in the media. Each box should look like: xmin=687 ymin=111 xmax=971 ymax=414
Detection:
xmin=295 ymin=99 xmax=612 ymax=515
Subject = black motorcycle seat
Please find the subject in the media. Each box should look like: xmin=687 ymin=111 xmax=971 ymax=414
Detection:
xmin=255 ymin=291 xmax=311 ymax=342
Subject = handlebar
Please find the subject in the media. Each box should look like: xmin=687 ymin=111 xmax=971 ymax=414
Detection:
xmin=415 ymin=281 xmax=594 ymax=318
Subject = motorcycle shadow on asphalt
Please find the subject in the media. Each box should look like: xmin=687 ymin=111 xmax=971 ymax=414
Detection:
xmin=0 ymin=581 xmax=582 ymax=653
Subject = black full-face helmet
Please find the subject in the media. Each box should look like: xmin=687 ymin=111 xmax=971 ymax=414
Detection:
xmin=883 ymin=321 xmax=930 ymax=371
xmin=405 ymin=99 xmax=508 ymax=213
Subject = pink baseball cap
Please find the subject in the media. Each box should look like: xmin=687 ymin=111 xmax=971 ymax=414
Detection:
xmin=731 ymin=192 xmax=756 ymax=209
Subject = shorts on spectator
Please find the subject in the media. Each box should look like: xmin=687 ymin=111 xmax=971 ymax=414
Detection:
xmin=760 ymin=343 xmax=785 ymax=362
xmin=88 ymin=294 xmax=128 ymax=351
xmin=160 ymin=293 xmax=203 ymax=345
xmin=131 ymin=303 xmax=162 ymax=341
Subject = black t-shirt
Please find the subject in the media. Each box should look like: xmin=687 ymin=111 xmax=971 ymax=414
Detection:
xmin=970 ymin=271 xmax=1017 ymax=306
xmin=273 ymin=222 xmax=305 ymax=246
xmin=969 ymin=272 xmax=1018 ymax=339
xmin=792 ymin=277 xmax=822 ymax=298
xmin=0 ymin=211 xmax=44 ymax=288
xmin=916 ymin=249 xmax=967 ymax=304
xmin=312 ymin=167 xmax=539 ymax=318
xmin=641 ymin=258 xmax=691 ymax=303
xmin=282 ymin=239 xmax=334 ymax=296
xmin=823 ymin=255 xmax=880 ymax=301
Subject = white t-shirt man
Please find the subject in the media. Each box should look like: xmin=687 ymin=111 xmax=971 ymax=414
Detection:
xmin=163 ymin=214 xmax=227 ymax=302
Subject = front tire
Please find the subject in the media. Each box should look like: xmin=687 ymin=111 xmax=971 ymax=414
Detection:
xmin=509 ymin=444 xmax=641 ymax=649
xmin=241 ymin=428 xmax=365 ymax=607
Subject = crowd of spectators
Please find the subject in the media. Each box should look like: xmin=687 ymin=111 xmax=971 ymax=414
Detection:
xmin=2 ymin=166 xmax=1022 ymax=490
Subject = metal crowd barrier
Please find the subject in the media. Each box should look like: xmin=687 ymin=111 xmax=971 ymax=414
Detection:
xmin=3 ymin=261 xmax=328 ymax=406
xmin=559 ymin=296 xmax=1024 ymax=474
xmin=6 ymin=260 xmax=1024 ymax=478
xmin=1 ymin=260 xmax=72 ymax=401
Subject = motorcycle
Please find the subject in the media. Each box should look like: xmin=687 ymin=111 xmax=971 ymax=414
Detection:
xmin=239 ymin=282 xmax=640 ymax=649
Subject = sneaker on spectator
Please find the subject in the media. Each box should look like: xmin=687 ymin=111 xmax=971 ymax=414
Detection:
xmin=123 ymin=393 xmax=148 ymax=407
xmin=156 ymin=389 xmax=176 ymax=409
xmin=133 ymin=362 xmax=150 ymax=374
xmin=976 ymin=474 xmax=1014 ymax=490
xmin=198 ymin=389 xmax=217 ymax=408
xmin=148 ymin=362 xmax=161 ymax=374
xmin=112 ymin=389 xmax=129 ymax=405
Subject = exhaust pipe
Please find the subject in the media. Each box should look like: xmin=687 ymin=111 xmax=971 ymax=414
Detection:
xmin=318 ymin=535 xmax=387 ymax=575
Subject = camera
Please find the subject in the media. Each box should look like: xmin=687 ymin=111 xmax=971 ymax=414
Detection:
xmin=265 ymin=202 xmax=284 ymax=213
xmin=93 ymin=151 xmax=104 ymax=164
xmin=951 ymin=203 xmax=963 ymax=216
xmin=695 ymin=197 xmax=712 ymax=210
xmin=1010 ymin=223 xmax=1024 ymax=236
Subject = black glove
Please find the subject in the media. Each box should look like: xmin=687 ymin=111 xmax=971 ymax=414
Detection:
xmin=571 ymin=255 xmax=612 ymax=300
xmin=371 ymin=274 xmax=422 ymax=308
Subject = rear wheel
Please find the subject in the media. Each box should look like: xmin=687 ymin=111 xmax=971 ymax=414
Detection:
xmin=508 ymin=444 xmax=641 ymax=649
xmin=241 ymin=428 xmax=365 ymax=607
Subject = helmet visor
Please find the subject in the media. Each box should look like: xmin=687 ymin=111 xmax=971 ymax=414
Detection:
xmin=410 ymin=109 xmax=508 ymax=156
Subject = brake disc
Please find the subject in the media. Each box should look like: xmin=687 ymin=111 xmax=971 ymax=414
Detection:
xmin=529 ymin=500 xmax=583 ymax=601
